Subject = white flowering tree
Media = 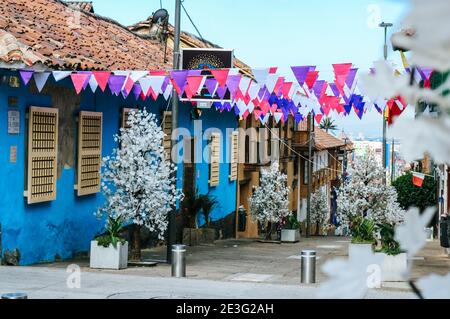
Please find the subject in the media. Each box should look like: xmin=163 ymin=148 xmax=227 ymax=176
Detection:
xmin=311 ymin=190 xmax=329 ymax=235
xmin=249 ymin=162 xmax=291 ymax=240
xmin=98 ymin=109 xmax=182 ymax=261
xmin=336 ymin=152 xmax=404 ymax=227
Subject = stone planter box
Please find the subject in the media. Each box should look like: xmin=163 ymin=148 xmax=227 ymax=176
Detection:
xmin=200 ymin=228 xmax=216 ymax=245
xmin=281 ymin=229 xmax=300 ymax=243
xmin=376 ymin=252 xmax=407 ymax=282
xmin=90 ymin=241 xmax=128 ymax=270
xmin=348 ymin=243 xmax=373 ymax=259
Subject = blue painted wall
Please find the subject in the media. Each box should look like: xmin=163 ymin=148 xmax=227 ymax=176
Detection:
xmin=0 ymin=70 xmax=237 ymax=265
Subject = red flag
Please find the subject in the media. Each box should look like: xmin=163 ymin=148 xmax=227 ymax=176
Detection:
xmin=93 ymin=71 xmax=111 ymax=92
xmin=186 ymin=76 xmax=204 ymax=96
xmin=412 ymin=172 xmax=425 ymax=187
xmin=210 ymin=69 xmax=229 ymax=88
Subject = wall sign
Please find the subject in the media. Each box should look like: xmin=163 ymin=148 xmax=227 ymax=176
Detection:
xmin=9 ymin=146 xmax=17 ymax=164
xmin=8 ymin=109 xmax=20 ymax=135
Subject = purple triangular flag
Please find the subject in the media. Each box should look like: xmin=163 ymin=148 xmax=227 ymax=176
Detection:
xmin=345 ymin=68 xmax=358 ymax=88
xmin=223 ymin=102 xmax=232 ymax=112
xmin=205 ymin=78 xmax=218 ymax=96
xmin=170 ymin=70 xmax=189 ymax=94
xmin=329 ymin=83 xmax=340 ymax=97
xmin=216 ymin=85 xmax=227 ymax=99
xmin=291 ymin=66 xmax=313 ymax=86
xmin=226 ymin=74 xmax=241 ymax=98
xmin=161 ymin=76 xmax=170 ymax=93
xmin=132 ymin=84 xmax=142 ymax=100
xmin=233 ymin=103 xmax=240 ymax=116
xmin=19 ymin=70 xmax=34 ymax=85
xmin=344 ymin=104 xmax=352 ymax=114
xmin=108 ymin=75 xmax=127 ymax=95
xmin=312 ymin=80 xmax=325 ymax=98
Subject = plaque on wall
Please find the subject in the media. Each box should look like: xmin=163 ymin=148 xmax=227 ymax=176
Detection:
xmin=8 ymin=109 xmax=20 ymax=135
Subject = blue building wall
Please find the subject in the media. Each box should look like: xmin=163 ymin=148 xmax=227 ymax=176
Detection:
xmin=0 ymin=70 xmax=237 ymax=265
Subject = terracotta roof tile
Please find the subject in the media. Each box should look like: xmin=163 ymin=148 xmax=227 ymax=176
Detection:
xmin=314 ymin=128 xmax=346 ymax=150
xmin=0 ymin=0 xmax=172 ymax=70
xmin=65 ymin=1 xmax=94 ymax=13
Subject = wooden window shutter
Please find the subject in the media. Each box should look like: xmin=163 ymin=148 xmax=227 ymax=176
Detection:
xmin=75 ymin=111 xmax=103 ymax=196
xmin=25 ymin=107 xmax=59 ymax=204
xmin=162 ymin=111 xmax=172 ymax=161
xmin=229 ymin=131 xmax=238 ymax=181
xmin=209 ymin=133 xmax=220 ymax=187
xmin=121 ymin=108 xmax=137 ymax=129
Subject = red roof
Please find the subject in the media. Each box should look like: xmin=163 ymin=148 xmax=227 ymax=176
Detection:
xmin=0 ymin=0 xmax=172 ymax=70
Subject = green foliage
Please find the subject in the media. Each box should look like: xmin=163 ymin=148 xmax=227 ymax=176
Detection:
xmin=378 ymin=223 xmax=402 ymax=256
xmin=198 ymin=192 xmax=219 ymax=227
xmin=182 ymin=187 xmax=219 ymax=228
xmin=284 ymin=213 xmax=300 ymax=230
xmin=319 ymin=117 xmax=338 ymax=132
xmin=392 ymin=172 xmax=436 ymax=212
xmin=350 ymin=216 xmax=375 ymax=244
xmin=95 ymin=216 xmax=126 ymax=248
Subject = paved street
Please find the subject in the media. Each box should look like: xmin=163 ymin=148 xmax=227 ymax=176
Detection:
xmin=1 ymin=237 xmax=448 ymax=299
xmin=0 ymin=266 xmax=415 ymax=299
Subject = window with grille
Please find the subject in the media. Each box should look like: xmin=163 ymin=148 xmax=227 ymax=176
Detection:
xmin=25 ymin=106 xmax=59 ymax=204
xmin=229 ymin=131 xmax=238 ymax=181
xmin=121 ymin=108 xmax=137 ymax=129
xmin=209 ymin=133 xmax=220 ymax=187
xmin=75 ymin=111 xmax=102 ymax=196
xmin=162 ymin=111 xmax=172 ymax=161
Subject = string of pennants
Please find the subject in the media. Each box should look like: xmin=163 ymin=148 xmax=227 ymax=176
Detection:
xmin=17 ymin=62 xmax=430 ymax=125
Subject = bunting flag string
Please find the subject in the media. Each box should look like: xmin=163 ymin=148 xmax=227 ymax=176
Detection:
xmin=14 ymin=60 xmax=416 ymax=125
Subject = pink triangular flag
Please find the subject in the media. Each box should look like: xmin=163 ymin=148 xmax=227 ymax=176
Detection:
xmin=71 ymin=73 xmax=90 ymax=94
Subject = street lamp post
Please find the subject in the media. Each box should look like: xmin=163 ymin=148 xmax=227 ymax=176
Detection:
xmin=167 ymin=0 xmax=182 ymax=264
xmin=379 ymin=22 xmax=393 ymax=185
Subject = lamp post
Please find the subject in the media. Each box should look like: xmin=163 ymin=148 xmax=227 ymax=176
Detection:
xmin=167 ymin=0 xmax=181 ymax=264
xmin=379 ymin=22 xmax=393 ymax=185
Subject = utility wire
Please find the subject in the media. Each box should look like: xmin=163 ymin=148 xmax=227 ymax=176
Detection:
xmin=180 ymin=0 xmax=207 ymax=45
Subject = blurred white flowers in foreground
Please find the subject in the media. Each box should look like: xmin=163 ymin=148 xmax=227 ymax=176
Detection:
xmin=317 ymin=251 xmax=384 ymax=299
xmin=395 ymin=207 xmax=436 ymax=259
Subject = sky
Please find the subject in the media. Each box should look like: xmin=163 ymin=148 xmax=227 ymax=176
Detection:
xmin=90 ymin=0 xmax=411 ymax=139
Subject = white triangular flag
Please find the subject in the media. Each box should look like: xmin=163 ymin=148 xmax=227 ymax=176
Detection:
xmin=248 ymin=82 xmax=260 ymax=100
xmin=163 ymin=84 xmax=173 ymax=100
xmin=252 ymin=68 xmax=270 ymax=87
xmin=88 ymin=75 xmax=98 ymax=92
xmin=274 ymin=112 xmax=283 ymax=124
xmin=130 ymin=71 xmax=149 ymax=82
xmin=148 ymin=76 xmax=166 ymax=94
xmin=138 ymin=77 xmax=152 ymax=96
xmin=239 ymin=77 xmax=251 ymax=94
xmin=265 ymin=74 xmax=278 ymax=93
xmin=34 ymin=72 xmax=50 ymax=92
xmin=52 ymin=71 xmax=71 ymax=82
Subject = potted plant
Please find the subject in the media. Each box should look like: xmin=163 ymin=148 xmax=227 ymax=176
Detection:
xmin=182 ymin=187 xmax=203 ymax=246
xmin=199 ymin=192 xmax=219 ymax=245
xmin=375 ymin=223 xmax=407 ymax=282
xmin=90 ymin=216 xmax=128 ymax=270
xmin=348 ymin=215 xmax=376 ymax=259
xmin=281 ymin=213 xmax=300 ymax=242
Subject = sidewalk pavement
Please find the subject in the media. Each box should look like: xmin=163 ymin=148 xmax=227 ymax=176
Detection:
xmin=1 ymin=236 xmax=448 ymax=299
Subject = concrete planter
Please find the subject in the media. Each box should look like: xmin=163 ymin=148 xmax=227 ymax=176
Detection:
xmin=348 ymin=243 xmax=373 ymax=259
xmin=90 ymin=241 xmax=128 ymax=270
xmin=376 ymin=252 xmax=407 ymax=282
xmin=281 ymin=229 xmax=300 ymax=243
xmin=200 ymin=228 xmax=216 ymax=245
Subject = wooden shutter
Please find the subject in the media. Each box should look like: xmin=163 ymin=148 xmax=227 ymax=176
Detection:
xmin=229 ymin=131 xmax=238 ymax=181
xmin=162 ymin=111 xmax=172 ymax=161
xmin=75 ymin=111 xmax=102 ymax=196
xmin=25 ymin=106 xmax=58 ymax=204
xmin=121 ymin=108 xmax=137 ymax=129
xmin=209 ymin=133 xmax=220 ymax=187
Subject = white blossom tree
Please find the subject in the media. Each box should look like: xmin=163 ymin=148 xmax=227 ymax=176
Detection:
xmin=97 ymin=109 xmax=182 ymax=261
xmin=248 ymin=162 xmax=291 ymax=240
xmin=336 ymin=151 xmax=404 ymax=227
xmin=311 ymin=190 xmax=329 ymax=235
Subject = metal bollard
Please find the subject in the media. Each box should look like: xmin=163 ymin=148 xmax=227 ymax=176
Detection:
xmin=171 ymin=244 xmax=186 ymax=278
xmin=2 ymin=293 xmax=28 ymax=299
xmin=301 ymin=250 xmax=316 ymax=284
